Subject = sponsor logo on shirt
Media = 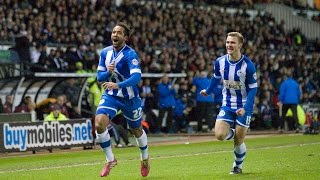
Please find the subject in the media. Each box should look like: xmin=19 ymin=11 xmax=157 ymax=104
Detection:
xmin=223 ymin=80 xmax=242 ymax=90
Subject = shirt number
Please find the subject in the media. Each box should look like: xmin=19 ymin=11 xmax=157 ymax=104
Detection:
xmin=133 ymin=107 xmax=142 ymax=119
xmin=246 ymin=116 xmax=251 ymax=125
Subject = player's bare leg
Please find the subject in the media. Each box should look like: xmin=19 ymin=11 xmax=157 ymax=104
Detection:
xmin=214 ymin=121 xmax=234 ymax=141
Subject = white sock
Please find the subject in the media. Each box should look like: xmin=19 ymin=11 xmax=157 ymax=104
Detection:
xmin=96 ymin=130 xmax=114 ymax=162
xmin=225 ymin=128 xmax=235 ymax=140
xmin=135 ymin=129 xmax=148 ymax=160
xmin=233 ymin=143 xmax=246 ymax=169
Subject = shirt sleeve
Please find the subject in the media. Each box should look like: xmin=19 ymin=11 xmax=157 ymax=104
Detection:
xmin=244 ymin=62 xmax=258 ymax=111
xmin=213 ymin=59 xmax=221 ymax=78
xmin=206 ymin=60 xmax=222 ymax=94
xmin=127 ymin=52 xmax=142 ymax=75
xmin=117 ymin=51 xmax=142 ymax=88
xmin=96 ymin=49 xmax=112 ymax=82
xmin=246 ymin=62 xmax=258 ymax=89
xmin=118 ymin=73 xmax=141 ymax=88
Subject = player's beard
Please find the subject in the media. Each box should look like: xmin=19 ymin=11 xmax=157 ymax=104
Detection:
xmin=112 ymin=39 xmax=125 ymax=50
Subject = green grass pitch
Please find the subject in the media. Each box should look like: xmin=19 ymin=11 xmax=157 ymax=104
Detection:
xmin=0 ymin=134 xmax=319 ymax=179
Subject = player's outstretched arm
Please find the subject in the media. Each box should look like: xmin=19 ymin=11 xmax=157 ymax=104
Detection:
xmin=97 ymin=70 xmax=112 ymax=82
xmin=117 ymin=73 xmax=141 ymax=88
xmin=243 ymin=87 xmax=257 ymax=112
xmin=206 ymin=75 xmax=220 ymax=95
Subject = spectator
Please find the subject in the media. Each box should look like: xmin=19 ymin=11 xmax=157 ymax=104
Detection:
xmin=140 ymin=78 xmax=154 ymax=111
xmin=212 ymin=79 xmax=223 ymax=125
xmin=270 ymin=89 xmax=281 ymax=129
xmin=35 ymin=97 xmax=57 ymax=120
xmin=36 ymin=43 xmax=49 ymax=71
xmin=156 ymin=74 xmax=176 ymax=133
xmin=54 ymin=95 xmax=70 ymax=118
xmin=47 ymin=49 xmax=61 ymax=71
xmin=259 ymin=97 xmax=273 ymax=129
xmin=14 ymin=96 xmax=36 ymax=113
xmin=52 ymin=78 xmax=82 ymax=119
xmin=107 ymin=122 xmax=124 ymax=148
xmin=173 ymin=94 xmax=189 ymax=133
xmin=278 ymin=70 xmax=301 ymax=133
xmin=87 ymin=77 xmax=103 ymax=113
xmin=111 ymin=111 xmax=134 ymax=148
xmin=44 ymin=104 xmax=69 ymax=121
xmin=139 ymin=78 xmax=158 ymax=133
xmin=14 ymin=96 xmax=37 ymax=121
xmin=30 ymin=43 xmax=42 ymax=64
xmin=75 ymin=61 xmax=87 ymax=74
xmin=192 ymin=71 xmax=215 ymax=132
xmin=55 ymin=78 xmax=81 ymax=107
xmin=3 ymin=95 xmax=14 ymax=113
xmin=177 ymin=79 xmax=196 ymax=132
xmin=0 ymin=98 xmax=3 ymax=113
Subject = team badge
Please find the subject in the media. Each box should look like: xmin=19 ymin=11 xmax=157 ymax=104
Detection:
xmin=132 ymin=59 xmax=139 ymax=65
xmin=99 ymin=99 xmax=105 ymax=105
xmin=237 ymin=70 xmax=245 ymax=77
xmin=236 ymin=70 xmax=241 ymax=77
xmin=253 ymin=72 xmax=257 ymax=80
xmin=218 ymin=110 xmax=226 ymax=117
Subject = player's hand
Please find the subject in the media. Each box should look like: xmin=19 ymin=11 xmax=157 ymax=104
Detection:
xmin=236 ymin=108 xmax=245 ymax=116
xmin=277 ymin=102 xmax=283 ymax=107
xmin=102 ymin=82 xmax=119 ymax=90
xmin=108 ymin=61 xmax=115 ymax=74
xmin=200 ymin=89 xmax=208 ymax=96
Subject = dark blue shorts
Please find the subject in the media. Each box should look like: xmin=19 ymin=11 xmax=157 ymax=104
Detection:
xmin=96 ymin=95 xmax=143 ymax=128
xmin=216 ymin=106 xmax=252 ymax=128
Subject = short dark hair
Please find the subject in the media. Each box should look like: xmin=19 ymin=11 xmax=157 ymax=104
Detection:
xmin=24 ymin=96 xmax=31 ymax=100
xmin=116 ymin=22 xmax=131 ymax=37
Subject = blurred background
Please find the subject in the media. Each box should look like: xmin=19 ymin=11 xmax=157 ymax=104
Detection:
xmin=0 ymin=0 xmax=319 ymax=135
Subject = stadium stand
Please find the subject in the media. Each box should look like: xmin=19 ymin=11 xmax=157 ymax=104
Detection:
xmin=0 ymin=0 xmax=319 ymax=132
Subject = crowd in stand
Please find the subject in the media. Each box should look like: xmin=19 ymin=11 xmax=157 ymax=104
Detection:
xmin=0 ymin=0 xmax=319 ymax=133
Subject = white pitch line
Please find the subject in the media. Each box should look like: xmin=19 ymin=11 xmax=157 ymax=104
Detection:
xmin=0 ymin=142 xmax=319 ymax=174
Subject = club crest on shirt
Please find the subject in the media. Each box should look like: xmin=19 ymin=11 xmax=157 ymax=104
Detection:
xmin=132 ymin=59 xmax=139 ymax=66
xmin=236 ymin=70 xmax=242 ymax=77
xmin=236 ymin=70 xmax=246 ymax=78
xmin=253 ymin=72 xmax=257 ymax=80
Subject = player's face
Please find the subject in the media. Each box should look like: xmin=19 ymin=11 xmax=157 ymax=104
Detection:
xmin=226 ymin=36 xmax=241 ymax=55
xmin=111 ymin=26 xmax=127 ymax=50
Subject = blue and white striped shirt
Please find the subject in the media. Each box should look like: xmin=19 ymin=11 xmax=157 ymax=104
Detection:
xmin=97 ymin=44 xmax=141 ymax=99
xmin=208 ymin=54 xmax=258 ymax=112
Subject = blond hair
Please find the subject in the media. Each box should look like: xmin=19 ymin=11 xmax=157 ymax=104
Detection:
xmin=227 ymin=32 xmax=244 ymax=45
